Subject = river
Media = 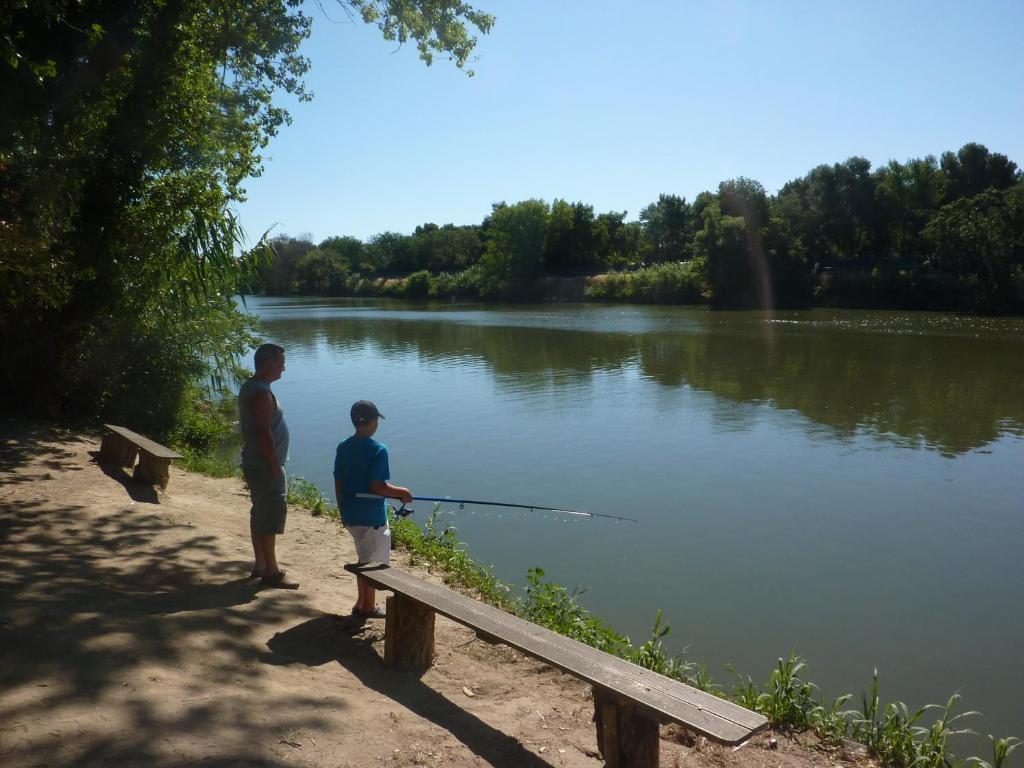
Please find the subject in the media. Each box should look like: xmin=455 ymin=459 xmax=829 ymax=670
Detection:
xmin=245 ymin=295 xmax=1024 ymax=743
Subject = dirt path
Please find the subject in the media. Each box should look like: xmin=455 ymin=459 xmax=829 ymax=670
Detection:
xmin=0 ymin=419 xmax=844 ymax=768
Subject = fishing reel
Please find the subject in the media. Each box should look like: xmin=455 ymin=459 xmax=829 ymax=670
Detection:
xmin=390 ymin=501 xmax=415 ymax=518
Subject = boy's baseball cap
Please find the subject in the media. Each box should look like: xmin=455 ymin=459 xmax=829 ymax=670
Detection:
xmin=351 ymin=400 xmax=385 ymax=425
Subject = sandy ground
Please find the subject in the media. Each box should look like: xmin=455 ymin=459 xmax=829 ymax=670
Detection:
xmin=0 ymin=419 xmax=857 ymax=768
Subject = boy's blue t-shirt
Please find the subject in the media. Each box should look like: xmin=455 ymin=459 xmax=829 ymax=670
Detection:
xmin=333 ymin=435 xmax=390 ymax=527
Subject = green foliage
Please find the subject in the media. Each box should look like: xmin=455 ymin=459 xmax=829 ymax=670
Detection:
xmin=847 ymin=671 xmax=982 ymax=768
xmin=584 ymin=261 xmax=705 ymax=303
xmin=1 ymin=0 xmax=496 ymax=428
xmin=404 ymin=269 xmax=432 ymax=298
xmin=640 ymin=193 xmax=694 ymax=262
xmin=629 ymin=610 xmax=694 ymax=681
xmin=478 ymin=199 xmax=550 ymax=296
xmin=168 ymin=386 xmax=241 ymax=477
xmin=520 ymin=567 xmax=630 ymax=655
xmin=924 ymin=188 xmax=1024 ymax=310
xmin=349 ymin=0 xmax=494 ymax=75
xmin=808 ymin=693 xmax=854 ymax=750
xmin=239 ymin=142 xmax=1020 ymax=311
xmin=970 ymin=736 xmax=1022 ymax=768
xmin=695 ymin=204 xmax=756 ymax=306
xmin=756 ymin=653 xmax=818 ymax=730
xmin=389 ymin=507 xmax=512 ymax=605
xmin=287 ymin=476 xmax=339 ymax=518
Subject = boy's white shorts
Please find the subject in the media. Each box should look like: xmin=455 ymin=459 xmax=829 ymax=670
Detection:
xmin=348 ymin=522 xmax=391 ymax=565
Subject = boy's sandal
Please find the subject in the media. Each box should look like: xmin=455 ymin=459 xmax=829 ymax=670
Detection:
xmin=260 ymin=571 xmax=300 ymax=589
xmin=249 ymin=569 xmax=265 ymax=580
xmin=353 ymin=605 xmax=386 ymax=619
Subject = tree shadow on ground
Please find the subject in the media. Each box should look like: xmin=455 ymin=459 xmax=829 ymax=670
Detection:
xmin=263 ymin=616 xmax=554 ymax=768
xmin=0 ymin=417 xmax=91 ymax=479
xmin=0 ymin=495 xmax=332 ymax=767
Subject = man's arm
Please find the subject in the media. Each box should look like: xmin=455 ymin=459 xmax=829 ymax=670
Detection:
xmin=249 ymin=389 xmax=280 ymax=475
xmin=334 ymin=478 xmax=343 ymax=511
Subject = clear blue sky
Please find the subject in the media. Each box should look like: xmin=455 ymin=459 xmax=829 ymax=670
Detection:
xmin=236 ymin=0 xmax=1024 ymax=244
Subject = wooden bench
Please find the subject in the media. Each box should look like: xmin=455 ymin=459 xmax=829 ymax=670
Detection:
xmin=345 ymin=563 xmax=767 ymax=768
xmin=100 ymin=424 xmax=182 ymax=490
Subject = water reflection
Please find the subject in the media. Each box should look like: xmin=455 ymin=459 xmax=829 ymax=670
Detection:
xmin=255 ymin=301 xmax=1024 ymax=456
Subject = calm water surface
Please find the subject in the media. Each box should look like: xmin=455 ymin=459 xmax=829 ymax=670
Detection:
xmin=247 ymin=296 xmax=1024 ymax=741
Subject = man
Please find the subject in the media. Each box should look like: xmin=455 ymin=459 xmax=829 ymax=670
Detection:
xmin=239 ymin=343 xmax=298 ymax=589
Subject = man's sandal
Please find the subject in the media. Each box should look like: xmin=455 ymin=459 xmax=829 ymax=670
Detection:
xmin=260 ymin=571 xmax=300 ymax=589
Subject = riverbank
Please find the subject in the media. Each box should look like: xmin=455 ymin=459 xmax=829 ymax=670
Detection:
xmin=1 ymin=418 xmax=849 ymax=767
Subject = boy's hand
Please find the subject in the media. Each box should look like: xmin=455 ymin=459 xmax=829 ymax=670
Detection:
xmin=397 ymin=488 xmax=413 ymax=505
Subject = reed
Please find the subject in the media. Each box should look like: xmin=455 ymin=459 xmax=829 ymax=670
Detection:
xmin=971 ymin=736 xmax=1021 ymax=768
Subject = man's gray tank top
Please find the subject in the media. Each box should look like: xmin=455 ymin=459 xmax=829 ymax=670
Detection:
xmin=238 ymin=377 xmax=289 ymax=467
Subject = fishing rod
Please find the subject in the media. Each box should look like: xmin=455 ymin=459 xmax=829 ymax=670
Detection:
xmin=356 ymin=493 xmax=637 ymax=523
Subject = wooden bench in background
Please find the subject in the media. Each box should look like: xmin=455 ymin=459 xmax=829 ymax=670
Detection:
xmin=100 ymin=424 xmax=182 ymax=490
xmin=345 ymin=563 xmax=767 ymax=768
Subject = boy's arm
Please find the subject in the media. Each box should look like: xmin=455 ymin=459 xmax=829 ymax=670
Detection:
xmin=369 ymin=479 xmax=413 ymax=505
xmin=334 ymin=478 xmax=343 ymax=511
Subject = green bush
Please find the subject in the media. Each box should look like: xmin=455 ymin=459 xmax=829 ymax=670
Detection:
xmin=585 ymin=261 xmax=706 ymax=304
xmin=403 ymin=269 xmax=432 ymax=298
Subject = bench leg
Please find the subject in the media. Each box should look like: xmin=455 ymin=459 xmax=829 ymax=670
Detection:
xmin=100 ymin=433 xmax=138 ymax=468
xmin=383 ymin=594 xmax=435 ymax=671
xmin=593 ymin=688 xmax=659 ymax=768
xmin=134 ymin=451 xmax=171 ymax=490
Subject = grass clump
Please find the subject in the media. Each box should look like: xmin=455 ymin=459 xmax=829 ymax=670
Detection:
xmin=520 ymin=567 xmax=630 ymax=656
xmin=287 ymin=476 xmax=339 ymax=518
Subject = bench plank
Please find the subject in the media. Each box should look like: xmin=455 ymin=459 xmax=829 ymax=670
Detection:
xmin=103 ymin=424 xmax=182 ymax=459
xmin=348 ymin=564 xmax=767 ymax=744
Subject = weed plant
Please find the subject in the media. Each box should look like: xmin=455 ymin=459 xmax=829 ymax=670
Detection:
xmin=287 ymin=476 xmax=338 ymax=519
xmin=390 ymin=508 xmax=512 ymax=609
xmin=971 ymin=736 xmax=1021 ymax=768
xmin=520 ymin=567 xmax=630 ymax=656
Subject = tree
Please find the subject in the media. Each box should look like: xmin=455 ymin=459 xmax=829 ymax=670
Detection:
xmin=940 ymin=143 xmax=1020 ymax=202
xmin=0 ymin=0 xmax=494 ymax=426
xmin=258 ymin=235 xmax=315 ymax=294
xmin=718 ymin=177 xmax=769 ymax=232
xmin=924 ymin=187 xmax=1024 ymax=309
xmin=295 ymin=248 xmax=350 ymax=294
xmin=694 ymin=204 xmax=752 ymax=306
xmin=875 ymin=156 xmax=946 ymax=259
xmin=544 ymin=199 xmax=598 ymax=272
xmin=478 ymin=199 xmax=549 ymax=295
xmin=368 ymin=231 xmax=414 ymax=273
xmin=639 ymin=194 xmax=692 ymax=262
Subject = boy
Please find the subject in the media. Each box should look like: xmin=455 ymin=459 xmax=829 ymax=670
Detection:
xmin=334 ymin=400 xmax=412 ymax=619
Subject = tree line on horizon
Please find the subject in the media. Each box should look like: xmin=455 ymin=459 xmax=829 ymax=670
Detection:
xmin=255 ymin=142 xmax=1024 ymax=311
